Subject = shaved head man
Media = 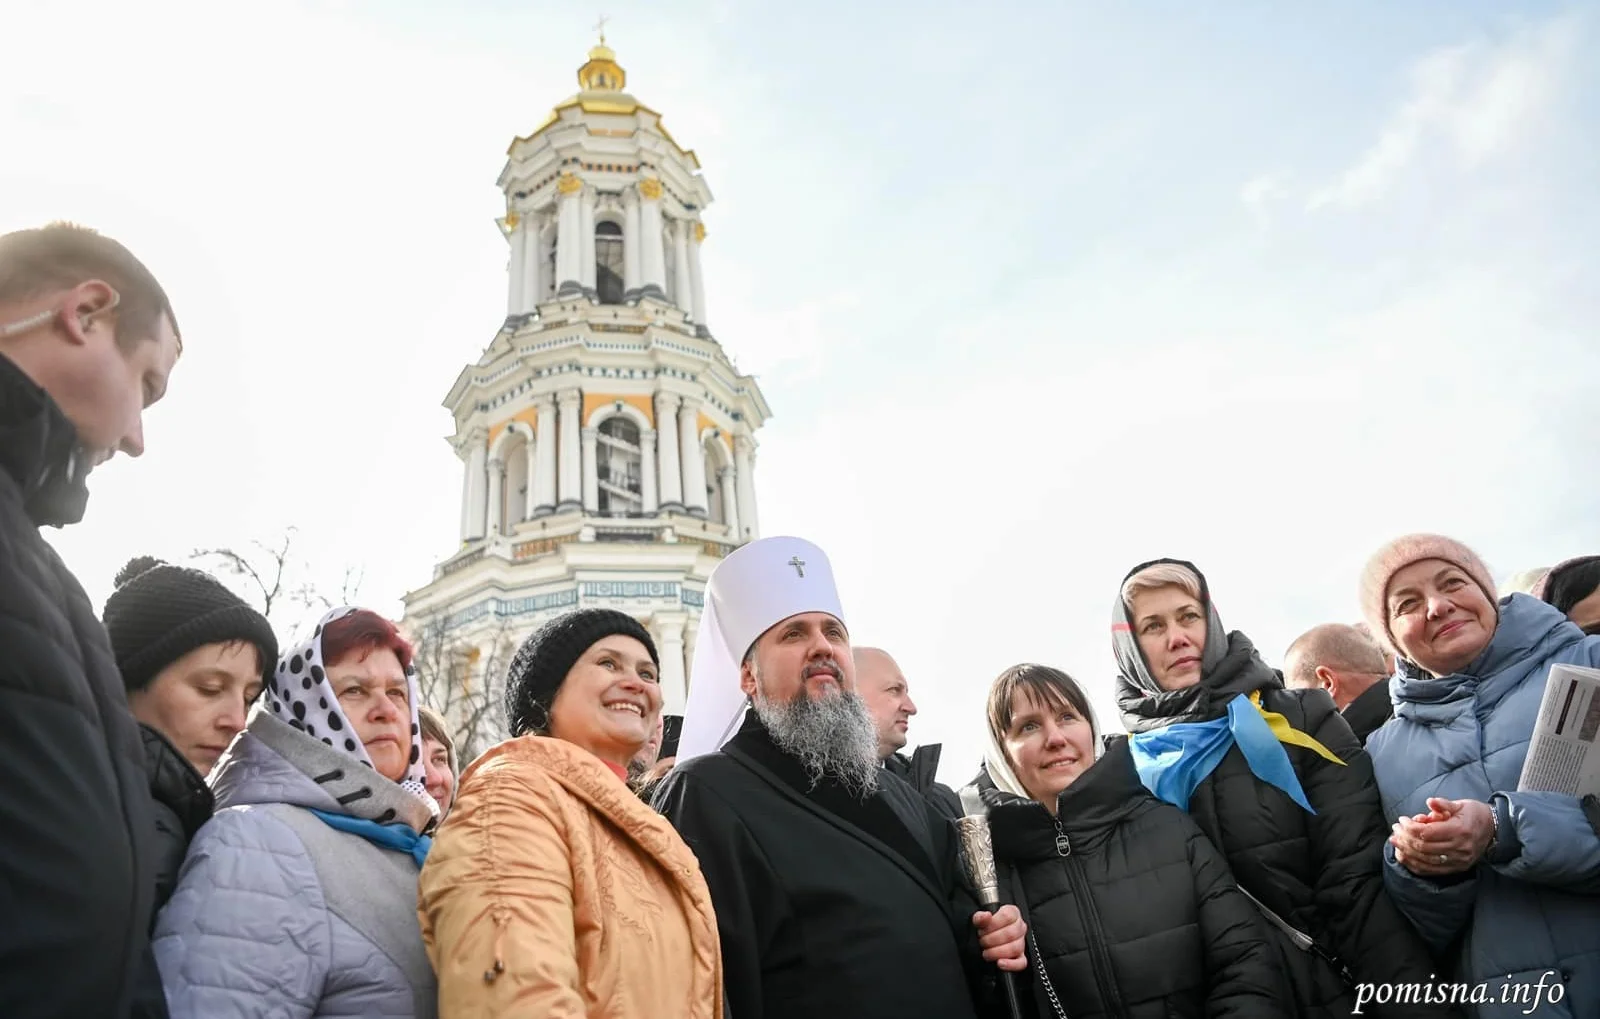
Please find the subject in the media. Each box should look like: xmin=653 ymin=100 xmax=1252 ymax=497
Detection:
xmin=1285 ymin=623 xmax=1394 ymax=744
xmin=853 ymin=647 xmax=960 ymax=818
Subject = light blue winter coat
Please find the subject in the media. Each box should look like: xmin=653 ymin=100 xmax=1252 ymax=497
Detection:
xmin=152 ymin=711 xmax=438 ymax=1018
xmin=1368 ymin=594 xmax=1600 ymax=1019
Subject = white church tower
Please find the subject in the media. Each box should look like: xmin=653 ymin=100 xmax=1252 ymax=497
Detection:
xmin=402 ymin=34 xmax=770 ymax=755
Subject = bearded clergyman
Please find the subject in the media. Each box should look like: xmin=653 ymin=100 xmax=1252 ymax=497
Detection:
xmin=652 ymin=536 xmax=1026 ymax=1019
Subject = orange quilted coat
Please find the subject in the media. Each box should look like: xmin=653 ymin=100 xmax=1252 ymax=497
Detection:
xmin=418 ymin=735 xmax=723 ymax=1018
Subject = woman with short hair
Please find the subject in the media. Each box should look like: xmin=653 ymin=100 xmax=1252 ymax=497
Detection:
xmin=1362 ymin=534 xmax=1600 ymax=1016
xmin=416 ymin=705 xmax=458 ymax=819
xmin=1113 ymin=558 xmax=1443 ymax=1018
xmin=974 ymin=662 xmax=1284 ymax=1017
xmin=419 ymin=608 xmax=722 ymax=1018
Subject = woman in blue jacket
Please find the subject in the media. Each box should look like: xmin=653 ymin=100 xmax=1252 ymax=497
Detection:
xmin=1360 ymin=533 xmax=1600 ymax=1019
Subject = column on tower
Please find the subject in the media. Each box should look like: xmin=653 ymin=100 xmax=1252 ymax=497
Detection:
xmin=522 ymin=437 xmax=539 ymax=520
xmin=682 ymin=618 xmax=698 ymax=688
xmin=461 ymin=434 xmax=488 ymax=541
xmin=671 ymin=220 xmax=694 ymax=312
xmin=637 ymin=179 xmax=668 ymax=299
xmin=555 ymin=175 xmax=584 ymax=297
xmin=505 ymin=217 xmax=526 ymax=316
xmin=654 ymin=391 xmax=683 ymax=511
xmin=557 ymin=389 xmax=582 ymax=510
xmin=639 ymin=427 xmax=659 ymax=513
xmin=719 ymin=466 xmax=740 ymax=536
xmin=522 ymin=214 xmax=543 ymax=310
xmin=579 ymin=189 xmax=597 ymax=293
xmin=622 ymin=192 xmax=642 ymax=297
xmin=734 ymin=434 xmax=759 ymax=540
xmin=532 ymin=394 xmax=557 ymax=515
xmin=580 ymin=427 xmax=599 ymax=513
xmin=689 ymin=222 xmax=708 ymax=327
xmin=486 ymin=457 xmax=505 ymax=537
xmin=652 ymin=612 xmax=689 ymax=715
xmin=678 ymin=398 xmax=708 ymax=517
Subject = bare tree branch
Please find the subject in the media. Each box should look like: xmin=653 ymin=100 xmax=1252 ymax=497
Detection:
xmin=190 ymin=526 xmax=361 ymax=640
xmin=410 ymin=613 xmax=516 ymax=763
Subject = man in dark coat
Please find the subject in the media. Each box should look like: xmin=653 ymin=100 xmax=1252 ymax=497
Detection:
xmin=0 ymin=223 xmax=183 ymax=1018
xmin=1284 ymin=622 xmax=1395 ymax=744
xmin=657 ymin=537 xmax=1026 ymax=1019
xmin=855 ymin=645 xmax=962 ymax=818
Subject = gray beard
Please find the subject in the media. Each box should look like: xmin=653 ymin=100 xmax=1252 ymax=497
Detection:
xmin=755 ymin=686 xmax=881 ymax=799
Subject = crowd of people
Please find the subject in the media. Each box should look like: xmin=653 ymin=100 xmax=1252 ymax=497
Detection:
xmin=3 ymin=220 xmax=1598 ymax=1019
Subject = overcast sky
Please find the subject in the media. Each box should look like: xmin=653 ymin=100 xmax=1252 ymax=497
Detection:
xmin=5 ymin=0 xmax=1596 ymax=782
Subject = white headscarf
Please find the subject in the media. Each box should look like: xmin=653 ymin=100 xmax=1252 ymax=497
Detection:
xmin=264 ymin=605 xmax=435 ymax=814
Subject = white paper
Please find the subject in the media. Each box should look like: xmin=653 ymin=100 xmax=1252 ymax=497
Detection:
xmin=1516 ymin=662 xmax=1600 ymax=797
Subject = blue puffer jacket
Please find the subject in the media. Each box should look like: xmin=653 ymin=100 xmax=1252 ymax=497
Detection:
xmin=1368 ymin=594 xmax=1600 ymax=1019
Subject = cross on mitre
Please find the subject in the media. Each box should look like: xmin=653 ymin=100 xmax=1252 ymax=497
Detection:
xmin=787 ymin=556 xmax=806 ymax=578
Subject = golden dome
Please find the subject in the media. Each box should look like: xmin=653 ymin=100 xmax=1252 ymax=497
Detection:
xmin=577 ymin=42 xmax=626 ymax=92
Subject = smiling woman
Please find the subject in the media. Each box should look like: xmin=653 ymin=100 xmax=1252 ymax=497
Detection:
xmin=1359 ymin=533 xmax=1600 ymax=1011
xmin=969 ymin=663 xmax=1286 ymax=1016
xmin=418 ymin=608 xmax=724 ymax=1018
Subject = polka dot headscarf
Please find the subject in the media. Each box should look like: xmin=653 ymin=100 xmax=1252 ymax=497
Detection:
xmin=265 ymin=605 xmax=435 ymax=813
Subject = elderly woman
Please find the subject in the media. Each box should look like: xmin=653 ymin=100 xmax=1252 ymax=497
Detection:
xmin=419 ymin=608 xmax=722 ymax=1018
xmin=153 ymin=607 xmax=440 ymax=1018
xmin=1361 ymin=535 xmax=1600 ymax=1017
xmin=1113 ymin=558 xmax=1443 ymax=1019
xmin=974 ymin=663 xmax=1284 ymax=1017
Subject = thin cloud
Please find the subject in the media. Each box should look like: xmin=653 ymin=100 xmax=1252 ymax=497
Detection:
xmin=1309 ymin=13 xmax=1581 ymax=211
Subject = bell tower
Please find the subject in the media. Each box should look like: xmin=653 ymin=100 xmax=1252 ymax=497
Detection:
xmin=402 ymin=34 xmax=770 ymax=757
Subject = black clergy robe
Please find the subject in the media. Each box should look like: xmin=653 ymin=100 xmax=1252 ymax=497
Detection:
xmin=653 ymin=710 xmax=991 ymax=1019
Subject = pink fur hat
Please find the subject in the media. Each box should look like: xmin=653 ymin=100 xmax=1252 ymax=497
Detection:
xmin=1359 ymin=533 xmax=1497 ymax=655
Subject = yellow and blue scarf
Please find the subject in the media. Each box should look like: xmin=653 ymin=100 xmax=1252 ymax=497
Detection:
xmin=1128 ymin=691 xmax=1344 ymax=813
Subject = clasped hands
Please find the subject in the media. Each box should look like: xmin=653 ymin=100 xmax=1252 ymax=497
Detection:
xmin=971 ymin=905 xmax=1027 ymax=972
xmin=1390 ymin=796 xmax=1495 ymax=878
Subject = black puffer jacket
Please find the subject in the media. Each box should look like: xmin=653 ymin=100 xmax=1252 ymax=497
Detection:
xmin=130 ymin=726 xmax=213 ymax=1019
xmin=982 ymin=737 xmax=1286 ymax=1019
xmin=1114 ymin=558 xmax=1454 ymax=1019
xmin=140 ymin=723 xmax=214 ymax=912
xmin=0 ymin=353 xmax=160 ymax=1017
xmin=885 ymin=743 xmax=962 ymax=819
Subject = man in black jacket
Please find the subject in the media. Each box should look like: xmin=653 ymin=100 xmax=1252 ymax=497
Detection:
xmin=854 ymin=646 xmax=962 ymax=818
xmin=1284 ymin=623 xmax=1395 ymax=745
xmin=0 ymin=223 xmax=183 ymax=1018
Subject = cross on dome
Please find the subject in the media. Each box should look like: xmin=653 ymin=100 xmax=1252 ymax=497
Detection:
xmin=578 ymin=21 xmax=626 ymax=93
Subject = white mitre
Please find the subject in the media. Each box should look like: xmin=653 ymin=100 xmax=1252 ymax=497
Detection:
xmin=676 ymin=536 xmax=845 ymax=764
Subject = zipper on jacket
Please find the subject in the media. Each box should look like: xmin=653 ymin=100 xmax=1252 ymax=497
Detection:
xmin=1057 ymin=818 xmax=1129 ymax=1018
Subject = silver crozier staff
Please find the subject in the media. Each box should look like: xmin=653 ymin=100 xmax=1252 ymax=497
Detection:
xmin=955 ymin=787 xmax=1024 ymax=1019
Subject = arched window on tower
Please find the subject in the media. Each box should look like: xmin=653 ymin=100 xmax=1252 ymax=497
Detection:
xmin=501 ymin=432 xmax=530 ymax=534
xmin=595 ymin=220 xmax=624 ymax=305
xmin=541 ymin=226 xmax=558 ymax=303
xmin=704 ymin=437 xmax=733 ymax=532
xmin=596 ymin=416 xmax=644 ymax=516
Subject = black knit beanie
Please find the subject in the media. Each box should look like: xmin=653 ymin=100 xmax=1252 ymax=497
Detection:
xmin=1541 ymin=556 xmax=1600 ymax=617
xmin=504 ymin=608 xmax=659 ymax=737
xmin=103 ymin=556 xmax=280 ymax=692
